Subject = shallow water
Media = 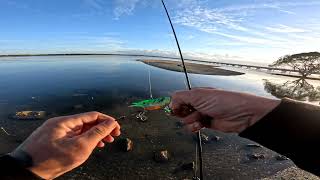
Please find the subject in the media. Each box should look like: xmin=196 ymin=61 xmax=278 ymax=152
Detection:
xmin=0 ymin=55 xmax=319 ymax=179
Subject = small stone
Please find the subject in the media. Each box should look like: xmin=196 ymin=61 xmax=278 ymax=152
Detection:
xmin=154 ymin=150 xmax=170 ymax=163
xmin=246 ymin=144 xmax=262 ymax=148
xmin=276 ymin=155 xmax=289 ymax=161
xmin=181 ymin=162 xmax=195 ymax=171
xmin=118 ymin=138 xmax=133 ymax=152
xmin=249 ymin=153 xmax=265 ymax=160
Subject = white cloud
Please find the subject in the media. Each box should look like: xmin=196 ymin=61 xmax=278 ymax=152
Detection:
xmin=174 ymin=6 xmax=247 ymax=33
xmin=266 ymin=24 xmax=307 ymax=33
xmin=83 ymin=0 xmax=103 ymax=10
xmin=113 ymin=0 xmax=141 ymax=20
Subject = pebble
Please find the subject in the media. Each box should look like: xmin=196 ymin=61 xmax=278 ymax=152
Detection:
xmin=118 ymin=138 xmax=133 ymax=152
xmin=154 ymin=150 xmax=170 ymax=163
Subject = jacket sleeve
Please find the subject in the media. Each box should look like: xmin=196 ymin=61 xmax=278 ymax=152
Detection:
xmin=0 ymin=154 xmax=40 ymax=180
xmin=239 ymin=98 xmax=320 ymax=175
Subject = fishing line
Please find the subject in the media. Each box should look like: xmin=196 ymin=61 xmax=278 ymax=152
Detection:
xmin=147 ymin=60 xmax=154 ymax=99
xmin=161 ymin=1 xmax=204 ymax=179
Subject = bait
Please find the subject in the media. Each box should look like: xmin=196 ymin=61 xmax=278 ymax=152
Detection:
xmin=130 ymin=97 xmax=171 ymax=112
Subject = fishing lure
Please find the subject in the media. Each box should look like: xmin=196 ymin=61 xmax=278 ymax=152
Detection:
xmin=130 ymin=97 xmax=171 ymax=113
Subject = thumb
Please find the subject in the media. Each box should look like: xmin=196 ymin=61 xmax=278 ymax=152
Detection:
xmin=79 ymin=120 xmax=118 ymax=146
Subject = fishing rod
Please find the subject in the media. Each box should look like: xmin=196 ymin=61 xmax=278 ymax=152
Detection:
xmin=160 ymin=0 xmax=204 ymax=179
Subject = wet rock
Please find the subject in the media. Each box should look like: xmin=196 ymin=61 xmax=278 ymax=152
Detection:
xmin=154 ymin=150 xmax=170 ymax=163
xmin=246 ymin=143 xmax=262 ymax=148
xmin=118 ymin=138 xmax=133 ymax=152
xmin=276 ymin=155 xmax=289 ymax=161
xmin=73 ymin=104 xmax=84 ymax=109
xmin=249 ymin=153 xmax=265 ymax=160
xmin=181 ymin=162 xmax=195 ymax=171
xmin=12 ymin=111 xmax=46 ymax=120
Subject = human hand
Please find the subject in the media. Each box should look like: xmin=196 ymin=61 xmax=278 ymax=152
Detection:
xmin=10 ymin=111 xmax=121 ymax=179
xmin=170 ymin=88 xmax=280 ymax=133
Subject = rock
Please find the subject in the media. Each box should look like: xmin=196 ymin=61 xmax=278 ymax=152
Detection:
xmin=73 ymin=104 xmax=84 ymax=109
xmin=13 ymin=111 xmax=46 ymax=120
xmin=276 ymin=155 xmax=289 ymax=161
xmin=249 ymin=153 xmax=265 ymax=160
xmin=246 ymin=143 xmax=262 ymax=148
xmin=181 ymin=162 xmax=195 ymax=171
xmin=154 ymin=150 xmax=170 ymax=163
xmin=118 ymin=138 xmax=133 ymax=152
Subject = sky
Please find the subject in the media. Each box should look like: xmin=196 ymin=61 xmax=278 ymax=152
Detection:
xmin=0 ymin=0 xmax=320 ymax=63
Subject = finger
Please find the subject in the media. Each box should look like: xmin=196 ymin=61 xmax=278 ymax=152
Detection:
xmin=110 ymin=128 xmax=121 ymax=137
xmin=97 ymin=141 xmax=105 ymax=148
xmin=185 ymin=121 xmax=203 ymax=132
xmin=62 ymin=111 xmax=117 ymax=128
xmin=170 ymin=91 xmax=193 ymax=117
xmin=79 ymin=119 xmax=119 ymax=146
xmin=103 ymin=135 xmax=115 ymax=143
xmin=182 ymin=111 xmax=203 ymax=124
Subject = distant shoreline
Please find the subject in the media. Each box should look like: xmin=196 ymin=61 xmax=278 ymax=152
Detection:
xmin=0 ymin=53 xmax=182 ymax=59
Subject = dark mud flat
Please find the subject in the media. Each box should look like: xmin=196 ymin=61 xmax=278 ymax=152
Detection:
xmin=138 ymin=59 xmax=245 ymax=76
xmin=1 ymin=100 xmax=318 ymax=180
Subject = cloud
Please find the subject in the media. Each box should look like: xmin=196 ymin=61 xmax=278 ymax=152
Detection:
xmin=174 ymin=5 xmax=247 ymax=33
xmin=113 ymin=0 xmax=141 ymax=20
xmin=83 ymin=0 xmax=103 ymax=10
xmin=266 ymin=24 xmax=307 ymax=33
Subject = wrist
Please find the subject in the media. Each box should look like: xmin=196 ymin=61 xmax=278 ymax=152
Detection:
xmin=10 ymin=149 xmax=45 ymax=179
xmin=9 ymin=149 xmax=34 ymax=168
xmin=252 ymin=98 xmax=281 ymax=126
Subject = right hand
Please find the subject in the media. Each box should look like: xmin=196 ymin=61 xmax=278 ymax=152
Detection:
xmin=170 ymin=88 xmax=280 ymax=133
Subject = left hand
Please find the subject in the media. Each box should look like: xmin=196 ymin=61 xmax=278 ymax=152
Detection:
xmin=10 ymin=111 xmax=121 ymax=179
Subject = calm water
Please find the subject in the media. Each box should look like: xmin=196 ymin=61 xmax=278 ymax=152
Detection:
xmin=0 ymin=55 xmax=319 ymax=179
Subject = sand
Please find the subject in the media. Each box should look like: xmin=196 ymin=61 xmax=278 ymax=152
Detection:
xmin=138 ymin=59 xmax=245 ymax=76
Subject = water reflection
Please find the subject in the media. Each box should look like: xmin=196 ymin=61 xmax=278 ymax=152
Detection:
xmin=263 ymin=78 xmax=320 ymax=102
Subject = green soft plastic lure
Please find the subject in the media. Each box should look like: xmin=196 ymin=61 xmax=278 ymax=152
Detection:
xmin=130 ymin=97 xmax=171 ymax=112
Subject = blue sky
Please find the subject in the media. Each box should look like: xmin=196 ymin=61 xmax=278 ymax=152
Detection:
xmin=1 ymin=0 xmax=320 ymax=63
